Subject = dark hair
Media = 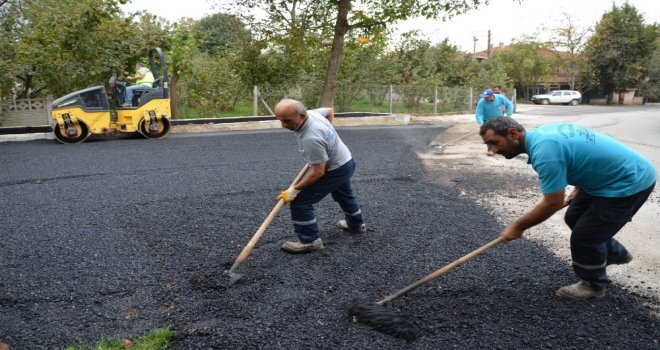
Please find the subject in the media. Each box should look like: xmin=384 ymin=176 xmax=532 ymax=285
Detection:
xmin=480 ymin=117 xmax=525 ymax=137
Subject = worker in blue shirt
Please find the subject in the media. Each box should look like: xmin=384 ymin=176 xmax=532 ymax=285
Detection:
xmin=475 ymin=88 xmax=513 ymax=125
xmin=480 ymin=117 xmax=656 ymax=301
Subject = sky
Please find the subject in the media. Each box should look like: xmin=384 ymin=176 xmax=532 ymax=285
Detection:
xmin=120 ymin=0 xmax=660 ymax=53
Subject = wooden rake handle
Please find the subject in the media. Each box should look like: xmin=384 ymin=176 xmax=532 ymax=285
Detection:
xmin=377 ymin=237 xmax=503 ymax=305
xmin=235 ymin=164 xmax=310 ymax=264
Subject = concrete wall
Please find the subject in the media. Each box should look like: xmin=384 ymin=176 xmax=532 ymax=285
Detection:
xmin=0 ymin=98 xmax=51 ymax=127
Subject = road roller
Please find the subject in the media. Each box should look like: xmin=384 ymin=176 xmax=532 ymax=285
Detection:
xmin=50 ymin=48 xmax=172 ymax=144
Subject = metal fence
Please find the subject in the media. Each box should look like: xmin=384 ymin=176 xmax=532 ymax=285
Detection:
xmin=252 ymin=83 xmax=476 ymax=116
xmin=1 ymin=84 xmax=514 ymax=127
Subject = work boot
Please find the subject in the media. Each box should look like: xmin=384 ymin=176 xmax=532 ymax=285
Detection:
xmin=556 ymin=281 xmax=605 ymax=300
xmin=336 ymin=220 xmax=367 ymax=234
xmin=607 ymin=251 xmax=633 ymax=266
xmin=281 ymin=238 xmax=324 ymax=254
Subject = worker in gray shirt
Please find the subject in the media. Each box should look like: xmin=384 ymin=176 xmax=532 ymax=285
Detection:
xmin=274 ymin=99 xmax=366 ymax=254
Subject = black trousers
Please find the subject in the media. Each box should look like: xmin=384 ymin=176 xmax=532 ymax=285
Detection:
xmin=564 ymin=183 xmax=655 ymax=290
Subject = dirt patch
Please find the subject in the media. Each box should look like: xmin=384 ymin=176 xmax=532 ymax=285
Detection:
xmin=416 ymin=114 xmax=660 ymax=313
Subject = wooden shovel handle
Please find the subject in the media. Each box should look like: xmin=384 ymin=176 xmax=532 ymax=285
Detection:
xmin=235 ymin=164 xmax=310 ymax=263
xmin=377 ymin=237 xmax=503 ymax=304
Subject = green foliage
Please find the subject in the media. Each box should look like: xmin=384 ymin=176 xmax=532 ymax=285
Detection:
xmin=0 ymin=1 xmax=21 ymax=99
xmin=169 ymin=19 xmax=202 ymax=76
xmin=461 ymin=58 xmax=511 ymax=94
xmin=223 ymin=0 xmax=487 ymax=106
xmin=642 ymin=36 xmax=660 ymax=102
xmin=65 ymin=327 xmax=171 ymax=350
xmin=3 ymin=0 xmax=169 ymax=99
xmin=193 ymin=13 xmax=251 ymax=55
xmin=168 ymin=14 xmax=256 ymax=118
xmin=493 ymin=39 xmax=553 ymax=99
xmin=583 ymin=3 xmax=657 ymax=98
xmin=177 ymin=51 xmax=243 ymax=116
xmin=422 ymin=39 xmax=467 ymax=87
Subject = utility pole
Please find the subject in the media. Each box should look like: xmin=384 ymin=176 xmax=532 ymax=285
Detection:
xmin=486 ymin=30 xmax=491 ymax=59
xmin=473 ymin=36 xmax=478 ymax=57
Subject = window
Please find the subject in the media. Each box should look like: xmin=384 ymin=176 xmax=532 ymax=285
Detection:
xmin=80 ymin=89 xmax=104 ymax=108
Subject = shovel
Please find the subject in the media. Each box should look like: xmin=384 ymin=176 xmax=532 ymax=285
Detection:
xmin=349 ymin=237 xmax=503 ymax=339
xmin=223 ymin=164 xmax=310 ymax=286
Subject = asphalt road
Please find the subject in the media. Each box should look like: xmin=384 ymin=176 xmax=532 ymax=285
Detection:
xmin=1 ymin=123 xmax=658 ymax=349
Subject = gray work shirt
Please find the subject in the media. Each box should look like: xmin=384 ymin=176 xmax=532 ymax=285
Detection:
xmin=295 ymin=108 xmax=352 ymax=171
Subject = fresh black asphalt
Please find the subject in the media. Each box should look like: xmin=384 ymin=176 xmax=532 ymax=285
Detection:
xmin=0 ymin=126 xmax=658 ymax=349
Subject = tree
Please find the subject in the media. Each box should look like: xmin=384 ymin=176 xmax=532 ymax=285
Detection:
xmin=548 ymin=13 xmax=590 ymax=90
xmin=0 ymin=1 xmax=21 ymax=99
xmin=168 ymin=19 xmax=201 ymax=118
xmin=192 ymin=13 xmax=251 ymax=56
xmin=493 ymin=39 xmax=553 ymax=99
xmin=460 ymin=57 xmax=511 ymax=94
xmin=583 ymin=3 xmax=657 ymax=103
xmin=224 ymin=0 xmax=486 ymax=107
xmin=3 ymin=0 xmax=169 ymax=99
xmin=640 ymin=35 xmax=660 ymax=102
xmin=422 ymin=38 xmax=468 ymax=87
xmin=168 ymin=15 xmax=251 ymax=118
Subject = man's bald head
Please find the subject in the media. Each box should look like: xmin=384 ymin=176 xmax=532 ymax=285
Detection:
xmin=275 ymin=99 xmax=306 ymax=115
xmin=275 ymin=99 xmax=308 ymax=131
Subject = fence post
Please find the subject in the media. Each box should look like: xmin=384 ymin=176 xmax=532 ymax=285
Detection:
xmin=469 ymin=87 xmax=473 ymax=113
xmin=388 ymin=85 xmax=393 ymax=114
xmin=46 ymin=96 xmax=52 ymax=125
xmin=512 ymin=89 xmax=517 ymax=113
xmin=433 ymin=87 xmax=438 ymax=115
xmin=253 ymin=86 xmax=259 ymax=116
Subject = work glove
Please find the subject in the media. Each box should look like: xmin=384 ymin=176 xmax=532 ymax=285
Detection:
xmin=277 ymin=187 xmax=301 ymax=204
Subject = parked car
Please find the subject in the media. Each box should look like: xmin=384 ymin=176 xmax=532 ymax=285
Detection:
xmin=531 ymin=90 xmax=582 ymax=105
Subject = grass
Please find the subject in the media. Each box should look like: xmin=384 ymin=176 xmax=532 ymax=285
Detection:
xmin=65 ymin=327 xmax=171 ymax=350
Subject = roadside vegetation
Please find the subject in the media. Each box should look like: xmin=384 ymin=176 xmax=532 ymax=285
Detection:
xmin=65 ymin=327 xmax=171 ymax=350
xmin=0 ymin=1 xmax=657 ymax=118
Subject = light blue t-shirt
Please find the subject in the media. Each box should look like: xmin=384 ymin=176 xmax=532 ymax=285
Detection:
xmin=295 ymin=108 xmax=352 ymax=171
xmin=525 ymin=123 xmax=656 ymax=197
xmin=475 ymin=94 xmax=513 ymax=125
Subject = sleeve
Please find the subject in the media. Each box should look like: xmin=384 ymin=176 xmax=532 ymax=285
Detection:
xmin=312 ymin=108 xmax=329 ymax=118
xmin=475 ymin=101 xmax=484 ymax=125
xmin=503 ymin=97 xmax=513 ymax=116
xmin=530 ymin=140 xmax=568 ymax=194
xmin=301 ymin=137 xmax=329 ymax=165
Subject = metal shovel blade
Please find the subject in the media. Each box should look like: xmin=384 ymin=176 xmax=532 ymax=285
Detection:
xmin=223 ymin=269 xmax=244 ymax=286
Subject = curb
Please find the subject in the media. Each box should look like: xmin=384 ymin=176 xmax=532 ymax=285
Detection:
xmin=0 ymin=112 xmax=408 ymax=143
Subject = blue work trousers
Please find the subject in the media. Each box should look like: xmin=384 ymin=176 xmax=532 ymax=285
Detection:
xmin=290 ymin=159 xmax=363 ymax=243
xmin=125 ymin=85 xmax=149 ymax=105
xmin=564 ymin=183 xmax=655 ymax=290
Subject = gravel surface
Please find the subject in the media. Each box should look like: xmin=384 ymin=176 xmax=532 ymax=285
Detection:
xmin=1 ymin=126 xmax=658 ymax=349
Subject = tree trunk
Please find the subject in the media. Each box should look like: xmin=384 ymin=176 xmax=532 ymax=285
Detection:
xmin=319 ymin=0 xmax=351 ymax=108
xmin=170 ymin=72 xmax=179 ymax=119
xmin=17 ymin=74 xmax=33 ymax=99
